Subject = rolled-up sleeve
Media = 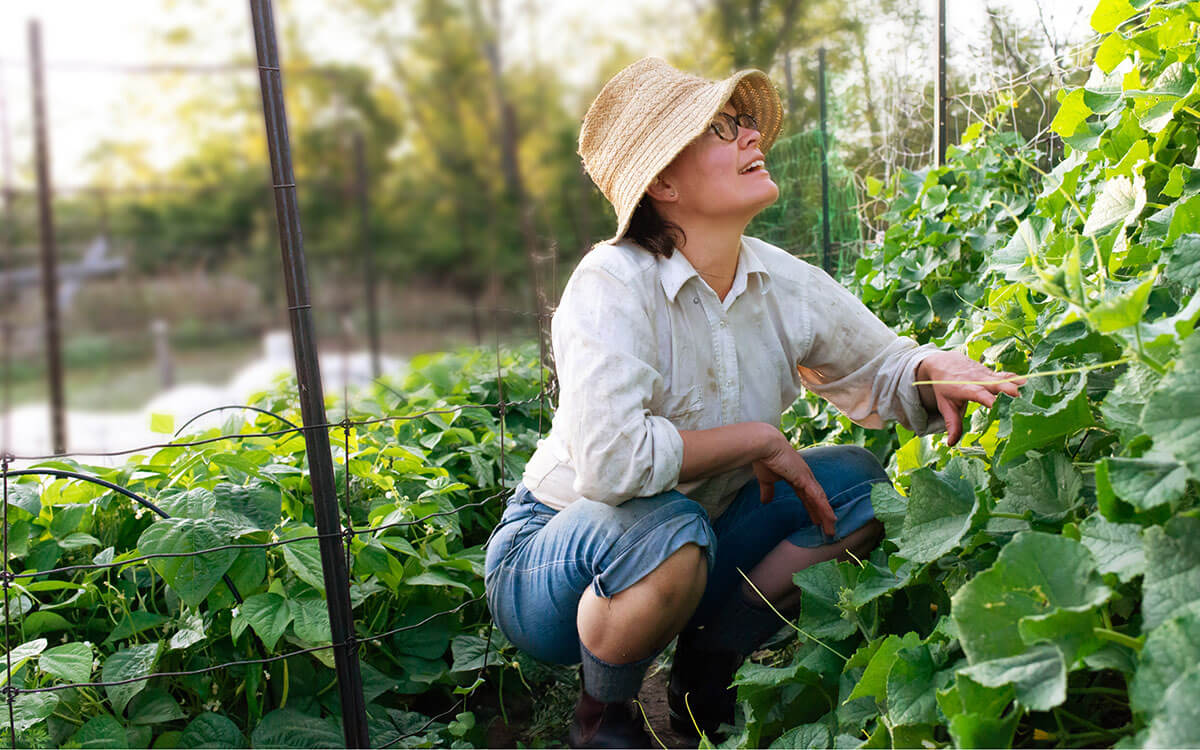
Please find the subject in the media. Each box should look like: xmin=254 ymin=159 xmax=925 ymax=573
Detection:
xmin=553 ymin=263 xmax=684 ymax=505
xmin=796 ymin=267 xmax=945 ymax=435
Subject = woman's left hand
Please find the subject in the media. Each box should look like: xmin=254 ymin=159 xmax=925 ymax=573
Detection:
xmin=916 ymin=351 xmax=1026 ymax=446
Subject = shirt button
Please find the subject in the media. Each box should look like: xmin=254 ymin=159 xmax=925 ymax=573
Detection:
xmin=719 ymin=320 xmax=727 ymax=328
xmin=725 ymin=378 xmax=733 ymax=386
xmin=692 ymin=296 xmax=700 ymax=304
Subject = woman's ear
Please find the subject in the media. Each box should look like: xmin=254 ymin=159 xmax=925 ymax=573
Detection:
xmin=645 ymin=175 xmax=678 ymax=203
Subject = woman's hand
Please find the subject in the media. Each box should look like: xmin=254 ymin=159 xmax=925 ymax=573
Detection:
xmin=916 ymin=351 xmax=1026 ymax=446
xmin=752 ymin=434 xmax=837 ymax=537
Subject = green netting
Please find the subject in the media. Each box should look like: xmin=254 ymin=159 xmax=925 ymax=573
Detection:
xmin=748 ymin=130 xmax=861 ymax=278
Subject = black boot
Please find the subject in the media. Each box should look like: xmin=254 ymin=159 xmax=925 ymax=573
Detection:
xmin=666 ymin=631 xmax=743 ymax=740
xmin=567 ymin=688 xmax=654 ymax=749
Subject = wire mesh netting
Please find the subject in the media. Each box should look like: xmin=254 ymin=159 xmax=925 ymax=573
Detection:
xmin=747 ymin=130 xmax=862 ymax=278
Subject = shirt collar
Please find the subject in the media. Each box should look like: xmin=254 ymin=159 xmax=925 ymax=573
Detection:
xmin=659 ymin=237 xmax=772 ymax=304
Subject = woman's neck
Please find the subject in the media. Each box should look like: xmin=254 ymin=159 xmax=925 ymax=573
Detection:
xmin=673 ymin=215 xmax=746 ymax=301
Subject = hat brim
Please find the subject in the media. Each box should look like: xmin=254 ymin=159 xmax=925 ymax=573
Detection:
xmin=609 ymin=69 xmax=783 ymax=243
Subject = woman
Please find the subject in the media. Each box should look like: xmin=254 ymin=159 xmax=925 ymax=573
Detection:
xmin=484 ymin=57 xmax=1021 ymax=748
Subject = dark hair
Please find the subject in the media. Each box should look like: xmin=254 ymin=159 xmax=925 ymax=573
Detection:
xmin=625 ymin=197 xmax=686 ymax=258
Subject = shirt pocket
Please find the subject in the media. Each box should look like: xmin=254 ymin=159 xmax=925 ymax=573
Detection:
xmin=662 ymin=385 xmax=705 ymax=430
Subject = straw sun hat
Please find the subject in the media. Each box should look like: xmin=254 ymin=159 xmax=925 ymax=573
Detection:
xmin=579 ymin=57 xmax=783 ymax=242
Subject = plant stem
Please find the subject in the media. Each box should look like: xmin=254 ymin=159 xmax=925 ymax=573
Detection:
xmin=915 ymin=357 xmax=1132 ymax=387
xmin=738 ymin=569 xmax=847 ymax=661
xmin=990 ymin=512 xmax=1028 ymax=520
xmin=1094 ymin=627 xmax=1143 ymax=652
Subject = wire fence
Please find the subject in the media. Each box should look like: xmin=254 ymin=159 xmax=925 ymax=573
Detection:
xmin=0 ymin=319 xmax=557 ymax=748
xmin=0 ymin=2 xmax=561 ymax=747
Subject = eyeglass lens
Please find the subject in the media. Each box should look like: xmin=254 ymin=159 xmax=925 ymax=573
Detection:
xmin=711 ymin=113 xmax=758 ymax=141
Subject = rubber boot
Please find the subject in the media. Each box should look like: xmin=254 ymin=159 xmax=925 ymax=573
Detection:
xmin=666 ymin=631 xmax=742 ymax=740
xmin=568 ymin=684 xmax=654 ymax=748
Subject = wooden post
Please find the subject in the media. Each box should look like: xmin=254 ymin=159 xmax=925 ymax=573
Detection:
xmin=29 ymin=20 xmax=67 ymax=455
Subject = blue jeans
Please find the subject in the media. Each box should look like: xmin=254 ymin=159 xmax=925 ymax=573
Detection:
xmin=483 ymin=445 xmax=887 ymax=664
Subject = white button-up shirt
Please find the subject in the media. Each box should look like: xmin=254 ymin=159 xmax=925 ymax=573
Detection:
xmin=522 ymin=236 xmax=943 ymax=519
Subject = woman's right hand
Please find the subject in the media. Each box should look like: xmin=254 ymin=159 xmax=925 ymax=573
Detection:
xmin=752 ymin=433 xmax=837 ymax=538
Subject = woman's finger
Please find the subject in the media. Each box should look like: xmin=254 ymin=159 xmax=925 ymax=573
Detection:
xmin=759 ymin=478 xmax=775 ymax=505
xmin=937 ymin=391 xmax=965 ymax=446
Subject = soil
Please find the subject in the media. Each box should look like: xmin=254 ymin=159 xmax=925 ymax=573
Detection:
xmin=483 ymin=665 xmax=700 ymax=749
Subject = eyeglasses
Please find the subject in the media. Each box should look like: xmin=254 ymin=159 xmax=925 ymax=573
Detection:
xmin=709 ymin=112 xmax=758 ymax=141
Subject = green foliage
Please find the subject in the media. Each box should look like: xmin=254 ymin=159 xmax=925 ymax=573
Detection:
xmin=738 ymin=1 xmax=1200 ymax=746
xmin=2 ymin=345 xmax=550 ymax=747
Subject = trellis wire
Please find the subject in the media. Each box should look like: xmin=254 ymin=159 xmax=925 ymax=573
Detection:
xmin=0 ymin=10 xmax=554 ymax=750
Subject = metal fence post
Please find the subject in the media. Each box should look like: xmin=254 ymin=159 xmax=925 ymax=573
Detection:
xmin=354 ymin=131 xmax=381 ymax=381
xmin=818 ymin=48 xmax=833 ymax=276
xmin=935 ymin=0 xmax=948 ymax=166
xmin=28 ymin=20 xmax=67 ymax=456
xmin=246 ymin=1 xmax=370 ymax=746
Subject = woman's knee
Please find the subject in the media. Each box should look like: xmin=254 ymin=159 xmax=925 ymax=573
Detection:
xmin=641 ymin=542 xmax=708 ymax=608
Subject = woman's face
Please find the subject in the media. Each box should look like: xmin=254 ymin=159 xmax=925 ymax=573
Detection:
xmin=656 ymin=101 xmax=779 ymax=224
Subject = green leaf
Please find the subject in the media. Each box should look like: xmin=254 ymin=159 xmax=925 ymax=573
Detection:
xmin=279 ymin=525 xmax=326 ymax=593
xmin=149 ymin=412 xmax=175 ymax=434
xmin=101 ymin=642 xmax=160 ymax=716
xmin=1096 ymin=456 xmax=1189 ymax=510
xmin=1083 ymin=174 xmax=1146 ymax=237
xmin=1051 ymin=89 xmax=1092 ymax=136
xmin=947 ymin=712 xmax=1020 ymax=749
xmin=407 ymin=569 xmax=474 ymax=593
xmin=290 ymin=598 xmax=332 ymax=643
xmin=896 ymin=466 xmax=981 ymax=563
xmin=846 ymin=632 xmax=922 ymax=703
xmin=57 ymin=532 xmax=102 ymax=550
xmin=1142 ymin=334 xmax=1200 ymax=481
xmin=21 ymin=611 xmax=72 ymax=639
xmin=156 ymin=488 xmax=217 ymax=518
xmin=0 ymin=638 xmax=47 ymax=688
xmin=1095 ymin=31 xmax=1130 ymax=73
xmin=251 ymin=707 xmax=344 ymax=748
xmin=11 ymin=691 xmax=57 ymax=732
xmin=1087 ymin=275 xmax=1156 ymax=332
xmin=1142 ymin=516 xmax=1200 ymax=630
xmin=127 ymin=689 xmax=185 ymax=725
xmin=1131 ymin=607 xmax=1200 ymax=716
xmin=1091 ymin=0 xmax=1140 ymax=32
xmin=1001 ymin=377 xmax=1095 ymax=464
xmin=450 ymin=634 xmax=506 ymax=673
xmin=39 ymin=642 xmax=93 ymax=684
xmin=885 ymin=645 xmax=940 ymax=726
xmin=958 ymin=644 xmax=1067 ymax=711
xmin=1163 ymin=234 xmax=1200 ymax=288
xmin=169 ymin=611 xmax=207 ymax=650
xmin=792 ymin=560 xmax=856 ymax=640
xmin=1078 ymin=513 xmax=1145 ymax=582
xmin=951 ymin=532 xmax=1110 ymax=664
xmin=771 ymin=722 xmax=833 ymax=749
xmin=138 ymin=518 xmax=238 ymax=608
xmin=991 ymin=452 xmax=1081 ymax=530
xmin=72 ymin=714 xmax=127 ymax=749
xmin=869 ymin=483 xmax=907 ymax=542
xmin=212 ymin=481 xmax=283 ymax=534
xmin=240 ymin=593 xmax=293 ymax=651
xmin=1101 ymin=362 xmax=1160 ymax=439
xmin=104 ymin=610 xmax=170 ymax=645
xmin=178 ymin=712 xmax=244 ymax=748
xmin=1142 ymin=669 xmax=1200 ymax=748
